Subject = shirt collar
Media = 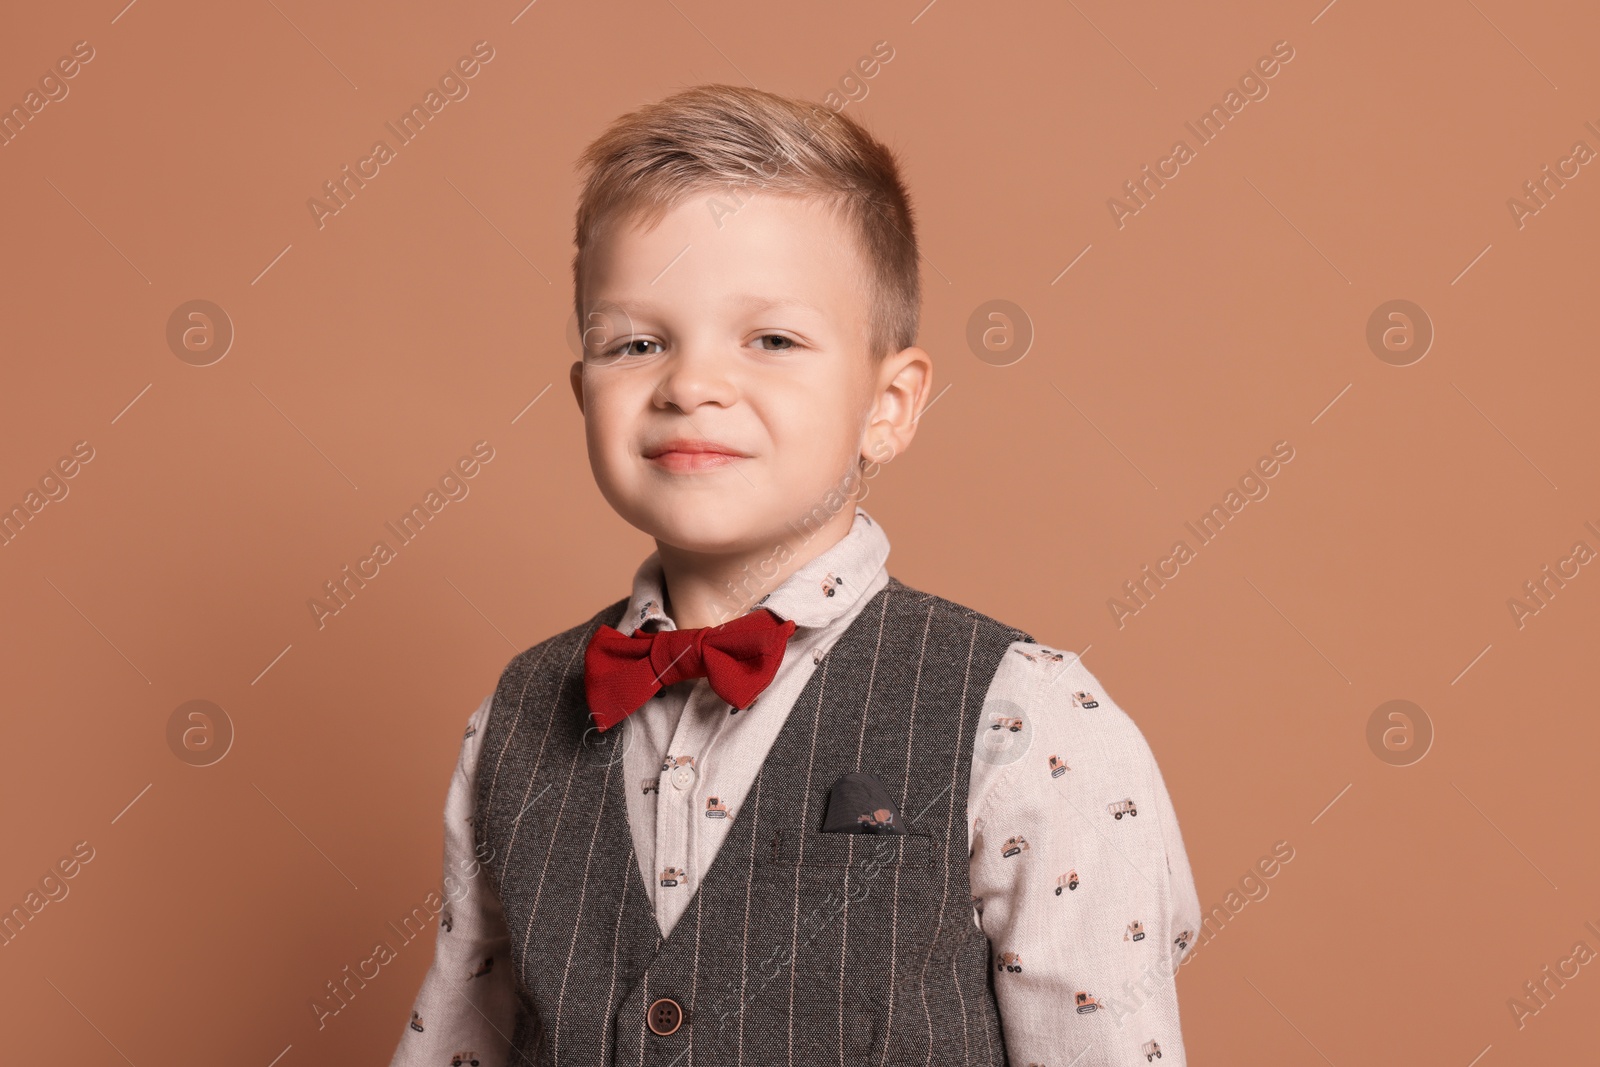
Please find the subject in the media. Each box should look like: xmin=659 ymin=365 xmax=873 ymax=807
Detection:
xmin=618 ymin=506 xmax=890 ymax=636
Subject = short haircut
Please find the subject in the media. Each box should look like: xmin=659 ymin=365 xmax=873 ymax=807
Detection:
xmin=572 ymin=84 xmax=920 ymax=363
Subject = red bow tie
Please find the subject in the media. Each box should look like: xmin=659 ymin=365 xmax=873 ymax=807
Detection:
xmin=584 ymin=608 xmax=798 ymax=732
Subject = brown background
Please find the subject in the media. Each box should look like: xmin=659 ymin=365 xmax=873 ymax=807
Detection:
xmin=2 ymin=0 xmax=1596 ymax=1063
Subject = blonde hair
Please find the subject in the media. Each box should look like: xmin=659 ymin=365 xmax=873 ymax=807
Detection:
xmin=572 ymin=84 xmax=920 ymax=362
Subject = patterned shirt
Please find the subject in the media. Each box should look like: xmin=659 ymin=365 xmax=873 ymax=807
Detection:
xmin=390 ymin=506 xmax=1202 ymax=1066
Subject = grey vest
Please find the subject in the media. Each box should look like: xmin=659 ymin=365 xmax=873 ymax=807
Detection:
xmin=473 ymin=575 xmax=1032 ymax=1065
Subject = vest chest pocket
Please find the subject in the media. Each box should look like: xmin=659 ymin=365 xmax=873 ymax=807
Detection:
xmin=762 ymin=830 xmax=937 ymax=871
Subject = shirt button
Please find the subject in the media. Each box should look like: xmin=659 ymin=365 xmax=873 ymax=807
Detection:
xmin=647 ymin=996 xmax=686 ymax=1035
xmin=670 ymin=764 xmax=695 ymax=790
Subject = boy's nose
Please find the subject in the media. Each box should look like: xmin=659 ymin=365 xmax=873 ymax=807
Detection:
xmin=652 ymin=345 xmax=738 ymax=410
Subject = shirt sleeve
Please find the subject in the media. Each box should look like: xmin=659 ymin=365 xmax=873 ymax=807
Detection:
xmin=968 ymin=644 xmax=1201 ymax=1066
xmin=1148 ymin=722 xmax=1203 ymax=979
xmin=388 ymin=694 xmax=519 ymax=1067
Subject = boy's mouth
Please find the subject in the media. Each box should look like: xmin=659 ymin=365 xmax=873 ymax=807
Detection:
xmin=643 ymin=437 xmax=750 ymax=472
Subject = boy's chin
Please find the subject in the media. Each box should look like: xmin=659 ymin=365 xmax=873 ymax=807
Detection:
xmin=630 ymin=500 xmax=779 ymax=555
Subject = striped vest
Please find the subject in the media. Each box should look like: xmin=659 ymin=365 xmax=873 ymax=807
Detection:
xmin=473 ymin=575 xmax=1031 ymax=1065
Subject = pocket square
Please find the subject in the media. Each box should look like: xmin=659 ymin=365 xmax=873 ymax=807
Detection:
xmin=820 ymin=770 xmax=906 ymax=834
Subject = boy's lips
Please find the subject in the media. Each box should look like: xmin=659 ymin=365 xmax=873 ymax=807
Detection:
xmin=643 ymin=438 xmax=750 ymax=472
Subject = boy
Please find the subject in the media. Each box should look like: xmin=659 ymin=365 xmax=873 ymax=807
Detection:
xmin=390 ymin=84 xmax=1201 ymax=1066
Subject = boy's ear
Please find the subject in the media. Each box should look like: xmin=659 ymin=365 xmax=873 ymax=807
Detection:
xmin=569 ymin=360 xmax=585 ymax=413
xmin=863 ymin=345 xmax=932 ymax=465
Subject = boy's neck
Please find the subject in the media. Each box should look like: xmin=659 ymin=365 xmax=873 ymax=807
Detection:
xmin=655 ymin=506 xmax=857 ymax=629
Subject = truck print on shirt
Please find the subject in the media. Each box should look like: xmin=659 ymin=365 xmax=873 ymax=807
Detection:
xmin=856 ymin=807 xmax=895 ymax=830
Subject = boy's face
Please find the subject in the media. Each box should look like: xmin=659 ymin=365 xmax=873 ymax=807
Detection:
xmin=571 ymin=193 xmax=924 ymax=555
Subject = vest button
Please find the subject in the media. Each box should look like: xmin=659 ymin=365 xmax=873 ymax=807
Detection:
xmin=647 ymin=996 xmax=686 ymax=1036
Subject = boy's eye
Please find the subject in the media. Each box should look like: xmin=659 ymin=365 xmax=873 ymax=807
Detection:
xmin=607 ymin=338 xmax=664 ymax=357
xmin=600 ymin=335 xmax=800 ymax=357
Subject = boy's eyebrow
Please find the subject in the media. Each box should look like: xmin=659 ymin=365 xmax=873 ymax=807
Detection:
xmin=587 ymin=294 xmax=827 ymax=319
xmin=727 ymin=294 xmax=827 ymax=316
